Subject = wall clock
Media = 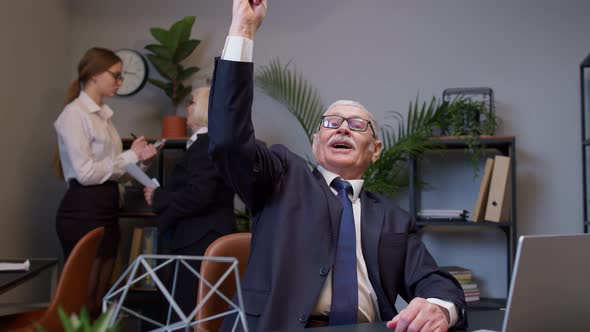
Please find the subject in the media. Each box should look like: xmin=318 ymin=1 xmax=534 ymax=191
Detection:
xmin=115 ymin=49 xmax=149 ymax=96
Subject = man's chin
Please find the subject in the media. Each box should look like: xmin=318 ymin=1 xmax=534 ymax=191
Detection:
xmin=323 ymin=158 xmax=356 ymax=171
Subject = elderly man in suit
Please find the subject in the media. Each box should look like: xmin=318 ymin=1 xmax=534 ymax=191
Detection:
xmin=208 ymin=1 xmax=467 ymax=331
xmin=143 ymin=87 xmax=235 ymax=318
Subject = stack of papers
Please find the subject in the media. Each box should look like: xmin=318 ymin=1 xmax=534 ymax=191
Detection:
xmin=125 ymin=164 xmax=160 ymax=188
xmin=0 ymin=260 xmax=30 ymax=272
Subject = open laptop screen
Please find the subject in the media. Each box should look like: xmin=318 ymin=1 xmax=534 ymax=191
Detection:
xmin=501 ymin=234 xmax=590 ymax=331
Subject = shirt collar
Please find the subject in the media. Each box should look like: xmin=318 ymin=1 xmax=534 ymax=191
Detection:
xmin=186 ymin=127 xmax=208 ymax=149
xmin=194 ymin=126 xmax=208 ymax=135
xmin=79 ymin=91 xmax=113 ymax=119
xmin=316 ymin=165 xmax=364 ymax=201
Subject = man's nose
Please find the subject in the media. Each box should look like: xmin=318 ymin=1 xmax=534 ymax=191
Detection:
xmin=336 ymin=120 xmax=352 ymax=135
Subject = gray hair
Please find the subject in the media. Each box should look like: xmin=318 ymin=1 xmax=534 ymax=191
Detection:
xmin=322 ymin=100 xmax=380 ymax=139
xmin=188 ymin=87 xmax=210 ymax=127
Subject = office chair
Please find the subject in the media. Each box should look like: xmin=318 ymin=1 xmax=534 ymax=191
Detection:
xmin=1 ymin=227 xmax=104 ymax=332
xmin=194 ymin=232 xmax=251 ymax=332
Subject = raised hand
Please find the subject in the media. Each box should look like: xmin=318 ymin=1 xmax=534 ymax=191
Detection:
xmin=229 ymin=0 xmax=267 ymax=39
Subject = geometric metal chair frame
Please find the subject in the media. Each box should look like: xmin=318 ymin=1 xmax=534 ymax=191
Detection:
xmin=103 ymin=254 xmax=248 ymax=332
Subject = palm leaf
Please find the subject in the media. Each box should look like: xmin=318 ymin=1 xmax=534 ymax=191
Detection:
xmin=254 ymin=58 xmax=325 ymax=145
xmin=364 ymin=97 xmax=445 ymax=195
xmin=255 ymin=58 xmax=446 ymax=195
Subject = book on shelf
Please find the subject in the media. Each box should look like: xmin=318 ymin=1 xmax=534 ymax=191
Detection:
xmin=441 ymin=266 xmax=471 ymax=274
xmin=472 ymin=158 xmax=495 ymax=222
xmin=128 ymin=227 xmax=144 ymax=267
xmin=441 ymin=266 xmax=481 ymax=302
xmin=461 ymin=282 xmax=479 ymax=291
xmin=454 ymin=274 xmax=473 ymax=283
xmin=110 ymin=238 xmax=125 ymax=285
xmin=139 ymin=227 xmax=158 ymax=289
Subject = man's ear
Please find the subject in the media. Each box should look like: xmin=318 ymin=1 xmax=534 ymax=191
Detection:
xmin=312 ymin=133 xmax=319 ymax=153
xmin=370 ymin=140 xmax=383 ymax=163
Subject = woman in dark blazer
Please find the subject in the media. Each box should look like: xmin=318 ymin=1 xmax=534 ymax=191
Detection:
xmin=143 ymin=86 xmax=235 ymax=316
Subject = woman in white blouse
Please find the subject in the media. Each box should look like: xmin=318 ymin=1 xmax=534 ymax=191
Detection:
xmin=53 ymin=47 xmax=156 ymax=315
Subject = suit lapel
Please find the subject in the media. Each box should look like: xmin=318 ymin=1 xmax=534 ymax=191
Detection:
xmin=312 ymin=168 xmax=342 ymax=245
xmin=360 ymin=190 xmax=392 ymax=315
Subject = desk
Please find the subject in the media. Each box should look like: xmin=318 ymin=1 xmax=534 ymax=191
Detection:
xmin=282 ymin=310 xmax=505 ymax=332
xmin=0 ymin=259 xmax=58 ymax=317
xmin=0 ymin=259 xmax=58 ymax=296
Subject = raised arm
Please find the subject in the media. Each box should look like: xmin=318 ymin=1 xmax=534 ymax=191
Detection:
xmin=208 ymin=0 xmax=283 ymax=213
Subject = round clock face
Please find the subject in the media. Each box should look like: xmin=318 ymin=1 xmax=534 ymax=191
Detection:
xmin=115 ymin=49 xmax=149 ymax=96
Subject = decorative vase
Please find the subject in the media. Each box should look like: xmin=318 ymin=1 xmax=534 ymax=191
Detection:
xmin=161 ymin=115 xmax=187 ymax=138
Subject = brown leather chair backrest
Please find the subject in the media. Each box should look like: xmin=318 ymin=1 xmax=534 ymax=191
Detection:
xmin=4 ymin=227 xmax=104 ymax=332
xmin=194 ymin=232 xmax=251 ymax=332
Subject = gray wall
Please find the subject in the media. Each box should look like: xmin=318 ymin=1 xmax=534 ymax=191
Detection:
xmin=0 ymin=0 xmax=71 ymax=302
xmin=68 ymin=0 xmax=590 ymax=299
xmin=2 ymin=0 xmax=587 ymax=303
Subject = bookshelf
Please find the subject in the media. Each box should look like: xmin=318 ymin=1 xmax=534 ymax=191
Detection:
xmin=113 ymin=138 xmax=190 ymax=328
xmin=116 ymin=140 xmax=188 ymax=270
xmin=408 ymin=135 xmax=516 ymax=310
xmin=580 ymin=53 xmax=590 ymax=234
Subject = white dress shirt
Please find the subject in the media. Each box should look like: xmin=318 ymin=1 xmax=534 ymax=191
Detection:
xmin=54 ymin=91 xmax=138 ymax=185
xmin=221 ymin=35 xmax=458 ymax=327
xmin=313 ymin=166 xmax=380 ymax=322
xmin=186 ymin=127 xmax=209 ymax=149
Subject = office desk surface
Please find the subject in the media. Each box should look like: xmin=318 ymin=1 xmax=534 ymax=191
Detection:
xmin=282 ymin=310 xmax=505 ymax=332
xmin=0 ymin=259 xmax=58 ymax=295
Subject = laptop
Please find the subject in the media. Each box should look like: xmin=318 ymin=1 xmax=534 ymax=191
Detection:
xmin=474 ymin=233 xmax=590 ymax=332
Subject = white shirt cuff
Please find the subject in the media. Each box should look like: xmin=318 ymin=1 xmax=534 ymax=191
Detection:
xmin=222 ymin=36 xmax=253 ymax=63
xmin=121 ymin=149 xmax=139 ymax=166
xmin=426 ymin=298 xmax=458 ymax=327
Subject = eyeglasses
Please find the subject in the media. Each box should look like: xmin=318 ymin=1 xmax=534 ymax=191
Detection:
xmin=320 ymin=115 xmax=376 ymax=138
xmin=107 ymin=71 xmax=124 ymax=82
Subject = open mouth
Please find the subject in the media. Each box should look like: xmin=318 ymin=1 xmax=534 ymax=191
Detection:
xmin=330 ymin=141 xmax=353 ymax=150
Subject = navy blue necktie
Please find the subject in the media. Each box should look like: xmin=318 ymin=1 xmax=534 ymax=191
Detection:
xmin=329 ymin=178 xmax=358 ymax=325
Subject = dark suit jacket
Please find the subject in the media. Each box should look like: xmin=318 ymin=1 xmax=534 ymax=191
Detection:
xmin=208 ymin=58 xmax=467 ymax=331
xmin=152 ymin=133 xmax=235 ymax=250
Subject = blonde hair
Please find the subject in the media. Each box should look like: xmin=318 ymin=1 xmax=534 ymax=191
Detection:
xmin=188 ymin=87 xmax=210 ymax=127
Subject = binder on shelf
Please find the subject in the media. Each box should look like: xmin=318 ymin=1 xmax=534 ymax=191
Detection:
xmin=472 ymin=158 xmax=495 ymax=222
xmin=484 ymin=155 xmax=512 ymax=222
xmin=110 ymin=238 xmax=125 ymax=285
xmin=128 ymin=227 xmax=144 ymax=267
xmin=139 ymin=227 xmax=159 ymax=289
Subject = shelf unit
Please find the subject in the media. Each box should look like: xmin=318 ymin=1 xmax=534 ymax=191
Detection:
xmin=116 ymin=138 xmax=191 ymax=327
xmin=408 ymin=135 xmax=516 ymax=310
xmin=580 ymin=53 xmax=590 ymax=234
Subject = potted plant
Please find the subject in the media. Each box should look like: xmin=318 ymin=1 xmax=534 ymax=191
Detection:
xmin=145 ymin=16 xmax=201 ymax=138
xmin=439 ymin=96 xmax=499 ymax=176
xmin=34 ymin=307 xmax=120 ymax=332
